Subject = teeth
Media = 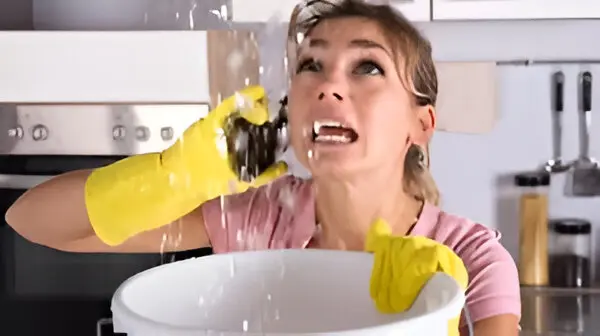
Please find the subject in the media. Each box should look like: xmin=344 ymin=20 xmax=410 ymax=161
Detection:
xmin=313 ymin=120 xmax=344 ymax=134
xmin=314 ymin=134 xmax=351 ymax=143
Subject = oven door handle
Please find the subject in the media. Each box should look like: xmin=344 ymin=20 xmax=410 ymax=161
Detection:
xmin=96 ymin=317 xmax=114 ymax=336
xmin=0 ymin=174 xmax=55 ymax=189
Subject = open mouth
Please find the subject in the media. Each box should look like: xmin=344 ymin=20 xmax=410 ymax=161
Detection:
xmin=311 ymin=120 xmax=358 ymax=144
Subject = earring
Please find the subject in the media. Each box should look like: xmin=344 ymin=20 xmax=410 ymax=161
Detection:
xmin=417 ymin=146 xmax=426 ymax=166
xmin=410 ymin=145 xmax=427 ymax=168
xmin=407 ymin=144 xmax=424 ymax=166
xmin=421 ymin=145 xmax=431 ymax=168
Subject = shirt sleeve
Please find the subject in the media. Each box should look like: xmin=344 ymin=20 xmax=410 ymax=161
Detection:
xmin=459 ymin=228 xmax=521 ymax=326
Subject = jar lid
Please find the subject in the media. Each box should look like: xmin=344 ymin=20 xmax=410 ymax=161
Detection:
xmin=514 ymin=171 xmax=550 ymax=187
xmin=550 ymin=218 xmax=591 ymax=235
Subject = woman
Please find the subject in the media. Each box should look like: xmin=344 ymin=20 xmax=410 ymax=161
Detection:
xmin=6 ymin=0 xmax=520 ymax=335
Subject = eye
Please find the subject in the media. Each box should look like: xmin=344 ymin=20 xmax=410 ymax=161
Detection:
xmin=353 ymin=60 xmax=384 ymax=76
xmin=296 ymin=58 xmax=322 ymax=73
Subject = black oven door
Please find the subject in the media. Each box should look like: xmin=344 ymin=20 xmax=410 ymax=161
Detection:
xmin=0 ymin=155 xmax=212 ymax=336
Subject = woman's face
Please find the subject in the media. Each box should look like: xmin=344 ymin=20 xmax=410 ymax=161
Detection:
xmin=288 ymin=17 xmax=433 ymax=177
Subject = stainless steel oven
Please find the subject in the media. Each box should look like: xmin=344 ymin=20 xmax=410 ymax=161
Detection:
xmin=0 ymin=29 xmax=263 ymax=335
xmin=0 ymin=104 xmax=213 ymax=335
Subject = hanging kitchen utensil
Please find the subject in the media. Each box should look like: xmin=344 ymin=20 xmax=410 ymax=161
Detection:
xmin=564 ymin=71 xmax=600 ymax=197
xmin=544 ymin=71 xmax=570 ymax=173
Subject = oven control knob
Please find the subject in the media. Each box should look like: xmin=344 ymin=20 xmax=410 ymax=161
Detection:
xmin=160 ymin=127 xmax=174 ymax=141
xmin=112 ymin=125 xmax=126 ymax=140
xmin=135 ymin=126 xmax=150 ymax=142
xmin=8 ymin=126 xmax=23 ymax=139
xmin=31 ymin=124 xmax=49 ymax=141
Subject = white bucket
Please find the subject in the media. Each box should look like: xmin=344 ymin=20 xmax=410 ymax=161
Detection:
xmin=111 ymin=249 xmax=465 ymax=335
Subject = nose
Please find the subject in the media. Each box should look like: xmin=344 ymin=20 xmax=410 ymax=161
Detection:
xmin=318 ymin=92 xmax=344 ymax=101
xmin=315 ymin=77 xmax=347 ymax=103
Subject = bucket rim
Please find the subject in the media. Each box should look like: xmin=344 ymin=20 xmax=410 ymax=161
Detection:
xmin=111 ymin=249 xmax=465 ymax=335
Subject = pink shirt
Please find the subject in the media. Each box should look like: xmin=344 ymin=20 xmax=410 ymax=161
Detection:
xmin=202 ymin=176 xmax=521 ymax=326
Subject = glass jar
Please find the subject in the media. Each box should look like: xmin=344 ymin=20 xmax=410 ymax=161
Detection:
xmin=515 ymin=171 xmax=550 ymax=286
xmin=549 ymin=218 xmax=592 ymax=288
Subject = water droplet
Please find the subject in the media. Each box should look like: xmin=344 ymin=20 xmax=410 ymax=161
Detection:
xmin=229 ymin=255 xmax=236 ymax=278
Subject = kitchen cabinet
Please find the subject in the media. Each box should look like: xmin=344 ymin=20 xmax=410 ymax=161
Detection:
xmin=0 ymin=30 xmax=260 ymax=104
xmin=0 ymin=0 xmax=33 ymax=30
xmin=432 ymin=0 xmax=600 ymax=20
xmin=392 ymin=0 xmax=431 ymax=22
xmin=32 ymin=0 xmax=226 ymax=30
xmin=231 ymin=0 xmax=431 ymax=23
xmin=0 ymin=32 xmax=496 ymax=134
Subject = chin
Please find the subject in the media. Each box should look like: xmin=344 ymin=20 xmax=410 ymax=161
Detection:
xmin=293 ymin=139 xmax=369 ymax=177
xmin=304 ymin=156 xmax=367 ymax=178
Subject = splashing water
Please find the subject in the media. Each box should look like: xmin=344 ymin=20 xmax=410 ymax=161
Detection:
xmin=259 ymin=15 xmax=290 ymax=116
xmin=213 ymin=7 xmax=308 ymax=332
xmin=227 ymin=50 xmax=245 ymax=75
xmin=160 ymin=219 xmax=183 ymax=264
xmin=209 ymin=4 xmax=229 ymax=24
xmin=149 ymin=2 xmax=244 ymax=264
xmin=140 ymin=1 xmax=309 ymax=332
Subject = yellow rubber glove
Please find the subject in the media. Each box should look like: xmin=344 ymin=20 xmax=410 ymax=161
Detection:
xmin=85 ymin=86 xmax=288 ymax=246
xmin=365 ymin=219 xmax=469 ymax=336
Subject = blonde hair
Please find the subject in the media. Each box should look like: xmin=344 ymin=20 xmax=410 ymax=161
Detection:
xmin=287 ymin=0 xmax=440 ymax=205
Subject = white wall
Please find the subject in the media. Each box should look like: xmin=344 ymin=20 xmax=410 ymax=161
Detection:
xmin=431 ymin=66 xmax=600 ymax=260
xmin=422 ymin=22 xmax=600 ymax=269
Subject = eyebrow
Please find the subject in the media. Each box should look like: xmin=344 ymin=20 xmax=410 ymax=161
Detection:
xmin=308 ymin=38 xmax=390 ymax=54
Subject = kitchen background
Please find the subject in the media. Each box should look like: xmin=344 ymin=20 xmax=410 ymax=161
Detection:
xmin=7 ymin=0 xmax=596 ymax=263
xmin=2 ymin=0 xmax=600 ymax=334
xmin=2 ymin=0 xmax=600 ymax=280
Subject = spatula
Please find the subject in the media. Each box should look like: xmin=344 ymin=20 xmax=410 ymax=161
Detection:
xmin=564 ymin=71 xmax=600 ymax=197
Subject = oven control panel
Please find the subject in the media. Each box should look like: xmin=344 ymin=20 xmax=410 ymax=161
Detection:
xmin=0 ymin=104 xmax=210 ymax=155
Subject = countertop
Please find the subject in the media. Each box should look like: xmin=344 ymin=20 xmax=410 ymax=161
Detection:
xmin=520 ymin=286 xmax=600 ymax=335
